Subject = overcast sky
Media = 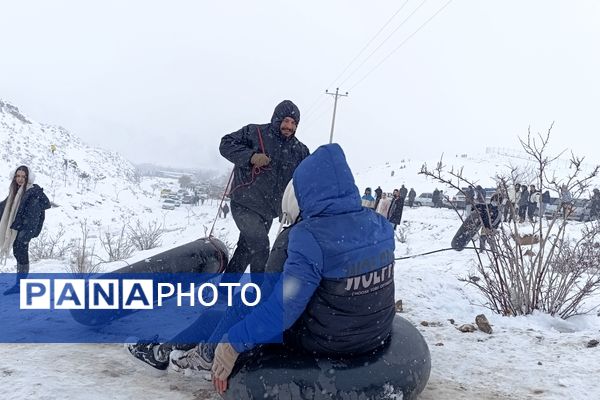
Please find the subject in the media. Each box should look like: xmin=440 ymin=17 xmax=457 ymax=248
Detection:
xmin=1 ymin=0 xmax=599 ymax=171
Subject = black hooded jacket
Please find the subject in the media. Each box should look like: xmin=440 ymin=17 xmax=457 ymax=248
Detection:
xmin=220 ymin=101 xmax=310 ymax=219
xmin=1 ymin=184 xmax=51 ymax=241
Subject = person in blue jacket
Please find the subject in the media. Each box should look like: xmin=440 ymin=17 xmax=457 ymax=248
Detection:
xmin=211 ymin=143 xmax=396 ymax=394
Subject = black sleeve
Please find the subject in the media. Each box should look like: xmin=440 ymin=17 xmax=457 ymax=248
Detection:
xmin=219 ymin=125 xmax=258 ymax=167
xmin=21 ymin=198 xmax=44 ymax=239
xmin=265 ymin=228 xmax=290 ymax=273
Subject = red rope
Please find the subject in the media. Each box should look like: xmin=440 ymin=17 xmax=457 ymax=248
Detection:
xmin=205 ymin=236 xmax=227 ymax=273
xmin=208 ymin=126 xmax=269 ymax=238
xmin=222 ymin=126 xmax=271 ymax=196
xmin=208 ymin=169 xmax=233 ymax=239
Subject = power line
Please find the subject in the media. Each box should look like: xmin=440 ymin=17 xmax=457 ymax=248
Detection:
xmin=302 ymin=96 xmax=329 ymax=123
xmin=325 ymin=0 xmax=411 ymax=89
xmin=304 ymin=0 xmax=453 ymax=131
xmin=303 ymin=0 xmax=412 ymax=122
xmin=348 ymin=0 xmax=454 ymax=91
xmin=338 ymin=0 xmax=429 ymax=88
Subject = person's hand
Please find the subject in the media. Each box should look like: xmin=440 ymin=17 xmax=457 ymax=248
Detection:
xmin=250 ymin=153 xmax=271 ymax=168
xmin=211 ymin=343 xmax=239 ymax=394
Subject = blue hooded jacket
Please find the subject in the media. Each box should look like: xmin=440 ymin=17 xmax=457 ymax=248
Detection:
xmin=228 ymin=143 xmax=395 ymax=354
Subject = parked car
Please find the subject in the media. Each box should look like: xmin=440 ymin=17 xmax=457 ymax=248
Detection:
xmin=182 ymin=195 xmax=194 ymax=204
xmin=543 ymin=197 xmax=560 ymax=219
xmin=544 ymin=198 xmax=590 ymax=221
xmin=451 ymin=187 xmax=497 ymax=209
xmin=162 ymin=199 xmax=176 ymax=210
xmin=414 ymin=193 xmax=451 ymax=208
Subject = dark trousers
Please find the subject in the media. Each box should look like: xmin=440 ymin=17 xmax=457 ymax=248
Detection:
xmin=518 ymin=204 xmax=527 ymax=221
xmin=227 ymin=202 xmax=273 ymax=274
xmin=527 ymin=203 xmax=537 ymax=221
xmin=13 ymin=237 xmax=30 ymax=266
xmin=504 ymin=201 xmax=512 ymax=221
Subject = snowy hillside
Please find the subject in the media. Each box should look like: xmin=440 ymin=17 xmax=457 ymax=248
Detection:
xmin=354 ymin=148 xmax=600 ymax=199
xmin=0 ymin=99 xmax=136 ymax=184
xmin=0 ymin=99 xmax=181 ymax=258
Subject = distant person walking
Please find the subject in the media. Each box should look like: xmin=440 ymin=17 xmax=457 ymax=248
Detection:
xmin=0 ymin=166 xmax=51 ymax=295
xmin=518 ymin=185 xmax=529 ymax=223
xmin=527 ymin=185 xmax=540 ymax=222
xmin=361 ymin=187 xmax=376 ymax=209
xmin=432 ymin=188 xmax=440 ymax=208
xmin=388 ymin=189 xmax=404 ymax=230
xmin=374 ymin=186 xmax=383 ymax=211
xmin=376 ymin=192 xmax=391 ymax=218
xmin=506 ymin=183 xmax=519 ymax=222
xmin=222 ymin=203 xmax=230 ymax=219
xmin=559 ymin=184 xmax=573 ymax=219
xmin=540 ymin=190 xmax=551 ymax=218
xmin=408 ymin=188 xmax=416 ymax=207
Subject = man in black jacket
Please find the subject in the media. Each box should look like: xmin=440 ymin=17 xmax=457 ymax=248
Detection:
xmin=219 ymin=100 xmax=309 ymax=275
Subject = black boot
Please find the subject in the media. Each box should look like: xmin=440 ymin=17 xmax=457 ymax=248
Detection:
xmin=3 ymin=263 xmax=29 ymax=296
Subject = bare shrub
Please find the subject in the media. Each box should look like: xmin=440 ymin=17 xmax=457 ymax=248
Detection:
xmin=395 ymin=227 xmax=407 ymax=244
xmin=420 ymin=125 xmax=600 ymax=319
xmin=70 ymin=220 xmax=101 ymax=274
xmin=99 ymin=225 xmax=134 ymax=262
xmin=129 ymin=220 xmax=163 ymax=250
xmin=29 ymin=224 xmax=73 ymax=261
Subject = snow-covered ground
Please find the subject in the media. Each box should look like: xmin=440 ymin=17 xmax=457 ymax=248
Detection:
xmin=1 ymin=194 xmax=599 ymax=400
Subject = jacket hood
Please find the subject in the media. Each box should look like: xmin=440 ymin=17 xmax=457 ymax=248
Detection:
xmin=292 ymin=143 xmax=361 ymax=218
xmin=9 ymin=166 xmax=35 ymax=189
xmin=280 ymin=179 xmax=300 ymax=226
xmin=271 ymin=100 xmax=300 ymax=129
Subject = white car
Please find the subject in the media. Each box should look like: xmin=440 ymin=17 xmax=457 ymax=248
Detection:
xmin=162 ymin=199 xmax=176 ymax=210
xmin=414 ymin=193 xmax=451 ymax=208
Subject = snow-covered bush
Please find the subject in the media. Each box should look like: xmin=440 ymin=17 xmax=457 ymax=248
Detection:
xmin=421 ymin=125 xmax=600 ymax=318
xmin=69 ymin=220 xmax=101 ymax=274
xmin=99 ymin=225 xmax=133 ymax=262
xmin=29 ymin=224 xmax=73 ymax=261
xmin=128 ymin=219 xmax=163 ymax=250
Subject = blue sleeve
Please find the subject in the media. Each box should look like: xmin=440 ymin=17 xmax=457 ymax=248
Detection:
xmin=227 ymin=227 xmax=323 ymax=352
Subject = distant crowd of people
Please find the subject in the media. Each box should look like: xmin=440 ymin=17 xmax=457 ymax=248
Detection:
xmin=465 ymin=183 xmax=600 ymax=224
xmin=360 ymin=185 xmax=416 ymax=230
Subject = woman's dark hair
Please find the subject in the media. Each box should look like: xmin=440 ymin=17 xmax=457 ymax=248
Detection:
xmin=9 ymin=165 xmax=29 ymax=199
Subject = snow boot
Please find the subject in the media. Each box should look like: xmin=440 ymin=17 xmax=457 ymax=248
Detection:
xmin=126 ymin=335 xmax=170 ymax=371
xmin=170 ymin=343 xmax=215 ymax=373
xmin=3 ymin=264 xmax=28 ymax=296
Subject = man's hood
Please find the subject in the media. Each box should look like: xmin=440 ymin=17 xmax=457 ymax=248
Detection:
xmin=292 ymin=143 xmax=361 ymax=218
xmin=271 ymin=100 xmax=300 ymax=131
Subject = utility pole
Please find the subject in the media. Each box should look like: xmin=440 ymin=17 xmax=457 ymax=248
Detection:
xmin=325 ymin=88 xmax=349 ymax=144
